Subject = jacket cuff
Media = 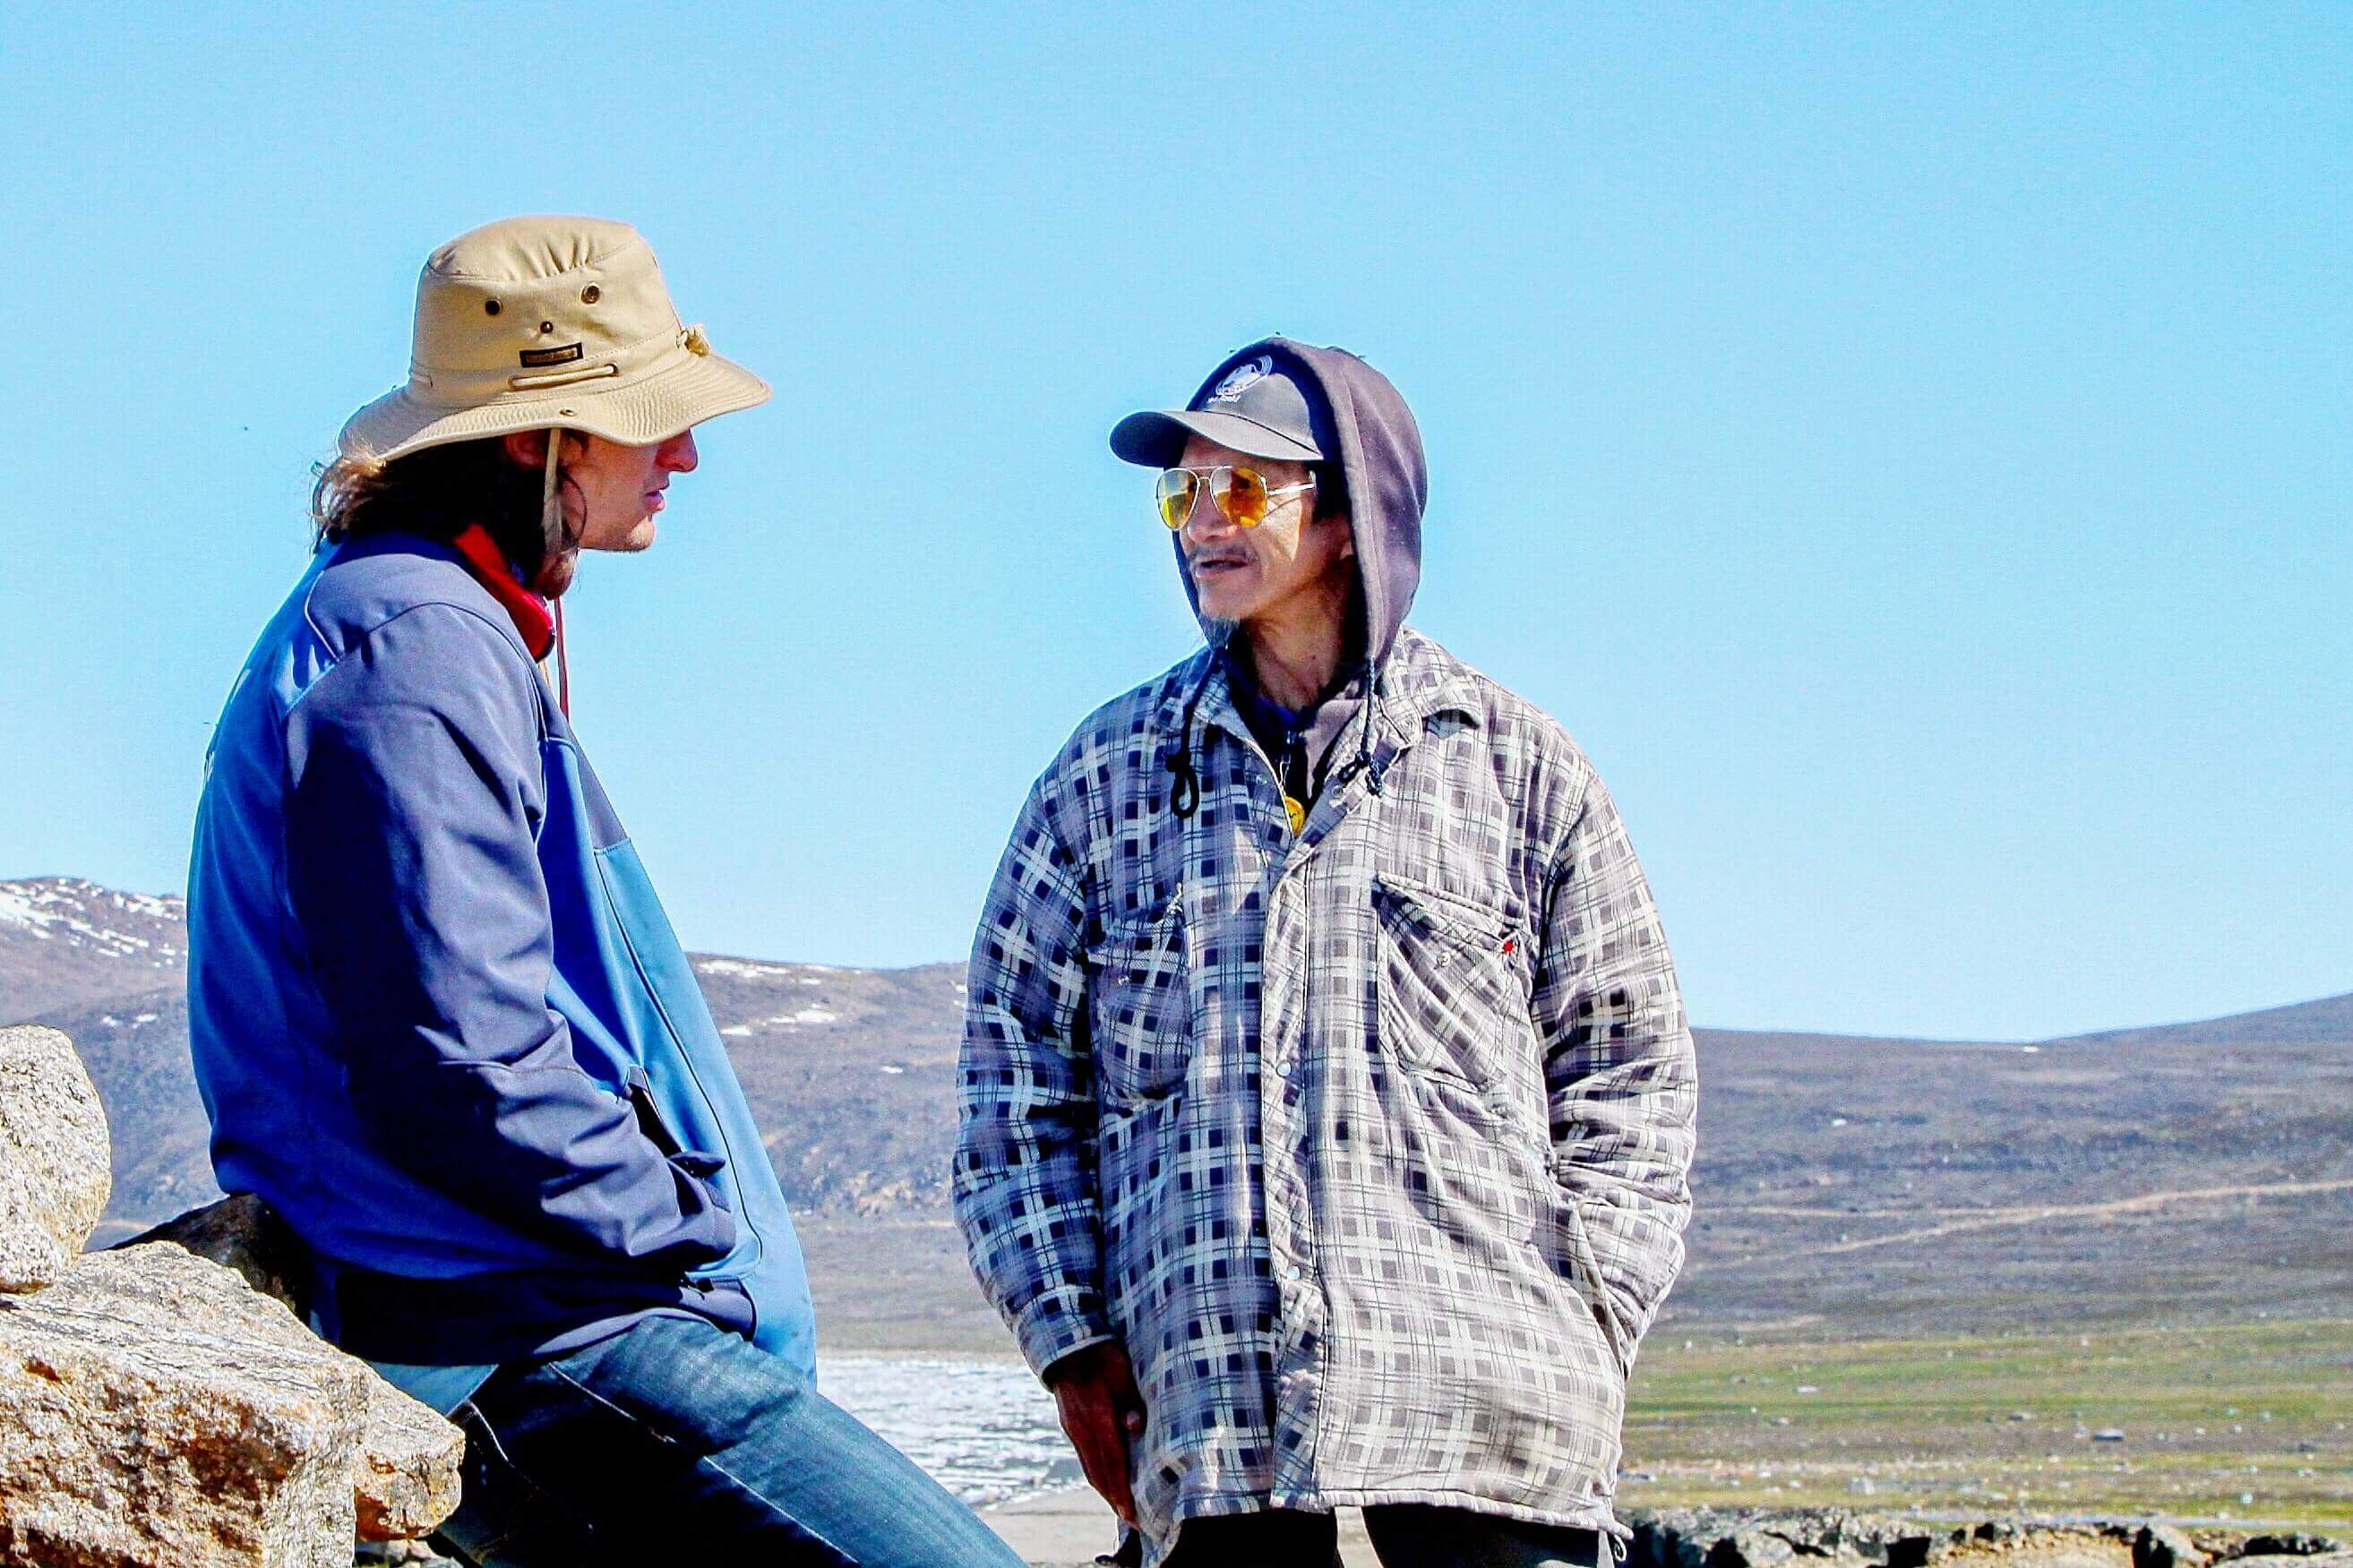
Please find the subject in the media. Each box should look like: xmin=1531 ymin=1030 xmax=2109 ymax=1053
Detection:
xmin=1009 ymin=1282 xmax=1116 ymax=1380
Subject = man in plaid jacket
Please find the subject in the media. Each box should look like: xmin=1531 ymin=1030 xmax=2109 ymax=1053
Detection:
xmin=955 ymin=339 xmax=1698 ymax=1568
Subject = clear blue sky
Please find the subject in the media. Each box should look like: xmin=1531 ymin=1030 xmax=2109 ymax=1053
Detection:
xmin=2 ymin=5 xmax=2345 ymax=1041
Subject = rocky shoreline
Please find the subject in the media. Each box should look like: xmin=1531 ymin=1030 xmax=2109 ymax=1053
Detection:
xmin=1621 ymin=1506 xmax=2346 ymax=1568
xmin=980 ymin=1492 xmax=2349 ymax=1568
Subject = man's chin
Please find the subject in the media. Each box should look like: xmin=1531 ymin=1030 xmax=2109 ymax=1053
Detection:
xmin=1197 ymin=588 xmax=1265 ymax=630
xmin=583 ymin=519 xmax=658 ymax=554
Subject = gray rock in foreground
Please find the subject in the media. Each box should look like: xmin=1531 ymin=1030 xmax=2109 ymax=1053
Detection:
xmin=0 ymin=1244 xmax=461 ymax=1564
xmin=0 ymin=1246 xmax=358 ymax=1565
xmin=115 ymin=1196 xmax=467 ymax=1544
xmin=0 ymin=1024 xmax=111 ymax=1292
xmin=354 ymin=1375 xmax=464 ymax=1545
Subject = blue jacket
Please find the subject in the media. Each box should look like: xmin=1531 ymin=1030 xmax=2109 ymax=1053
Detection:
xmin=188 ymin=534 xmax=814 ymax=1392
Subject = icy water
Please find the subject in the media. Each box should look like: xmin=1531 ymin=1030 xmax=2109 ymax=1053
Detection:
xmin=816 ymin=1353 xmax=1079 ymax=1507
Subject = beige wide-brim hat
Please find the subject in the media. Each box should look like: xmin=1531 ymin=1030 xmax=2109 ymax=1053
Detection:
xmin=339 ymin=215 xmax=769 ymax=465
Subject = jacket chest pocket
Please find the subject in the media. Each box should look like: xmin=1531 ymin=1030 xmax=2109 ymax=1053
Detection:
xmin=1372 ymin=872 xmax=1537 ymax=1099
xmin=1085 ymin=898 xmax=1194 ymax=1104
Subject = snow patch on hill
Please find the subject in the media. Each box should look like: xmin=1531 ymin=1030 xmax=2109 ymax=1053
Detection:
xmin=697 ymin=956 xmax=846 ymax=982
xmin=0 ymin=879 xmax=184 ymax=960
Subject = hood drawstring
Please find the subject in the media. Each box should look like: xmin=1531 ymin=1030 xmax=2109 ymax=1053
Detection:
xmin=1356 ymin=655 xmax=1385 ymax=795
xmin=1163 ymin=661 xmax=1215 ymax=820
xmin=1329 ymin=654 xmax=1389 ymax=798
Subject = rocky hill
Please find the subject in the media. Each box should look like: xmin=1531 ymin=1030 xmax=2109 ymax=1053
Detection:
xmin=7 ymin=876 xmax=2349 ymax=1345
xmin=0 ymin=880 xmax=185 ymax=1024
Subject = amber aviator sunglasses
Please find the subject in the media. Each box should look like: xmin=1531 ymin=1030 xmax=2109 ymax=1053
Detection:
xmin=1154 ymin=466 xmax=1317 ymax=530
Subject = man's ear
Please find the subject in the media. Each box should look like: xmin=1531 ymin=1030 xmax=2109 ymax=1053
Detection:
xmin=500 ymin=429 xmax=548 ymax=468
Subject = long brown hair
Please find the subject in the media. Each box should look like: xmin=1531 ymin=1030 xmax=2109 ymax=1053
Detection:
xmin=312 ymin=437 xmax=557 ymax=585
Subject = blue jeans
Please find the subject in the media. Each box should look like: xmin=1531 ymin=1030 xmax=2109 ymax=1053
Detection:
xmin=433 ymin=1314 xmax=1025 ymax=1567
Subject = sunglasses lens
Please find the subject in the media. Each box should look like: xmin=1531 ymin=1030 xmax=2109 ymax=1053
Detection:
xmin=1216 ymin=467 xmax=1271 ymax=527
xmin=1155 ymin=470 xmax=1196 ymax=529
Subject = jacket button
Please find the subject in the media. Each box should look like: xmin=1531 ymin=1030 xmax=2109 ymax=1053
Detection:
xmin=1285 ymin=1264 xmax=1305 ymax=1281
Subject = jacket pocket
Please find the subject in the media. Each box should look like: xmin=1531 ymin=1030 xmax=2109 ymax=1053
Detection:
xmin=1553 ymin=1195 xmax=1630 ymax=1379
xmin=1084 ymin=895 xmax=1193 ymax=1104
xmin=1372 ymin=871 xmax=1535 ymax=1097
xmin=625 ymin=1067 xmax=732 ymax=1205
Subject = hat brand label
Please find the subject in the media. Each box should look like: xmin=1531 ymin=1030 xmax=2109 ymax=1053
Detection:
xmin=1208 ymin=356 xmax=1273 ymax=404
xmin=519 ymin=343 xmax=585 ymax=369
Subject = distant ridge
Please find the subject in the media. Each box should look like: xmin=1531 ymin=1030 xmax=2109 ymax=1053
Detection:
xmin=1689 ymin=989 xmax=2353 ymax=1054
xmin=6 ymin=875 xmax=2349 ymax=1344
xmin=7 ymin=873 xmax=2345 ymax=1050
xmin=2042 ymin=990 xmax=2353 ymax=1048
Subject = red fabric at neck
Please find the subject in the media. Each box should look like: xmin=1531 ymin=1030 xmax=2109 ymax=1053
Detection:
xmin=451 ymin=526 xmax=556 ymax=660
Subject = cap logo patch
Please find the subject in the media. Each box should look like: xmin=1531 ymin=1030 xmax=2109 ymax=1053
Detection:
xmin=519 ymin=343 xmax=584 ymax=369
xmin=1208 ymin=356 xmax=1273 ymax=404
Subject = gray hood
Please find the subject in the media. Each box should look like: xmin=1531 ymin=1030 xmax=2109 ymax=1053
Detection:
xmin=1173 ymin=338 xmax=1427 ymax=673
xmin=1172 ymin=339 xmax=1427 ymax=794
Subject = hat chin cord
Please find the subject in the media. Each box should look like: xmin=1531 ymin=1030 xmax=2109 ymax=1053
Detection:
xmin=540 ymin=428 xmax=573 ymax=716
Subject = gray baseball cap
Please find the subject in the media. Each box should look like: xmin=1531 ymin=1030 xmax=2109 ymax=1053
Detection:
xmin=1110 ymin=347 xmax=1333 ymax=467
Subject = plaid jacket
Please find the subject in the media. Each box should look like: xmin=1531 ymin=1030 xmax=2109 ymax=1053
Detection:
xmin=954 ymin=628 xmax=1696 ymax=1554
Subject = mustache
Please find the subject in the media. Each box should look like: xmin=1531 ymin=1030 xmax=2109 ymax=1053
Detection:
xmin=1187 ymin=546 xmax=1253 ymax=569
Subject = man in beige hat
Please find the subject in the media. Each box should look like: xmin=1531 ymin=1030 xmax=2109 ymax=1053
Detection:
xmin=188 ymin=216 xmax=1024 ymax=1565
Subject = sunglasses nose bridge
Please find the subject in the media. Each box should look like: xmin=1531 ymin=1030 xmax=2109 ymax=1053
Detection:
xmin=1184 ymin=488 xmax=1232 ymax=540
